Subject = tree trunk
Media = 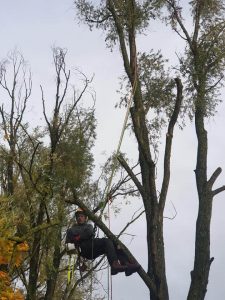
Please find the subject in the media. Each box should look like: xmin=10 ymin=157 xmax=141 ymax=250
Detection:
xmin=7 ymin=157 xmax=14 ymax=195
xmin=188 ymin=103 xmax=213 ymax=299
xmin=44 ymin=229 xmax=62 ymax=300
xmin=27 ymin=202 xmax=45 ymax=300
xmin=131 ymin=93 xmax=169 ymax=300
xmin=7 ymin=141 xmax=15 ymax=195
xmin=187 ymin=194 xmax=213 ymax=300
xmin=44 ymin=201 xmax=63 ymax=300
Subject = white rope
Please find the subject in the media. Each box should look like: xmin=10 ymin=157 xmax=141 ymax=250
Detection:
xmin=103 ymin=79 xmax=137 ymax=210
xmin=107 ymin=202 xmax=112 ymax=300
xmin=106 ymin=79 xmax=137 ymax=300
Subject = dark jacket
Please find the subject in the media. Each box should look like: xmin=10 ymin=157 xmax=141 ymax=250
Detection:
xmin=66 ymin=223 xmax=94 ymax=244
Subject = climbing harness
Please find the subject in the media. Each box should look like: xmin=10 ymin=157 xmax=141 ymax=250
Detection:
xmin=67 ymin=255 xmax=76 ymax=285
xmin=67 ymin=246 xmax=87 ymax=286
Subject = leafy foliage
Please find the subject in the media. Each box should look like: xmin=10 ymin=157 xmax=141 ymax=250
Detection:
xmin=75 ymin=0 xmax=163 ymax=48
xmin=0 ymin=198 xmax=29 ymax=300
xmin=167 ymin=0 xmax=225 ymax=118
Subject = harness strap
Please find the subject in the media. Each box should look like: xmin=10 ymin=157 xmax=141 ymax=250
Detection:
xmin=67 ymin=246 xmax=82 ymax=285
xmin=67 ymin=255 xmax=72 ymax=285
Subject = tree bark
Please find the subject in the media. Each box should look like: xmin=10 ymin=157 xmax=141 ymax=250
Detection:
xmin=44 ymin=228 xmax=62 ymax=300
xmin=187 ymin=104 xmax=213 ymax=300
xmin=26 ymin=202 xmax=45 ymax=300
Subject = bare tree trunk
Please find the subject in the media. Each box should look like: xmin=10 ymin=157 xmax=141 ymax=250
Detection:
xmin=187 ymin=105 xmax=213 ymax=300
xmin=131 ymin=104 xmax=169 ymax=300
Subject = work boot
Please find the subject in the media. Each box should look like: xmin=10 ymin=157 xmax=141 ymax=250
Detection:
xmin=125 ymin=262 xmax=140 ymax=276
xmin=111 ymin=261 xmax=127 ymax=275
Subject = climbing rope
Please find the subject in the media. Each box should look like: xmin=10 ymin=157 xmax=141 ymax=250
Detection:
xmin=100 ymin=76 xmax=138 ymax=218
xmin=107 ymin=201 xmax=112 ymax=300
xmin=103 ymin=76 xmax=138 ymax=300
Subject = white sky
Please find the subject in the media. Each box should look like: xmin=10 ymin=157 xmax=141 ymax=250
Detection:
xmin=1 ymin=1 xmax=225 ymax=299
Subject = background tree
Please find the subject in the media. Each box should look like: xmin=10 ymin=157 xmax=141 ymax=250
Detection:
xmin=0 ymin=48 xmax=99 ymax=300
xmin=0 ymin=50 xmax=31 ymax=196
xmin=165 ymin=1 xmax=225 ymax=299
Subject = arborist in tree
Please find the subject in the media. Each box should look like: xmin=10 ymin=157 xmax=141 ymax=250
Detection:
xmin=66 ymin=208 xmax=140 ymax=276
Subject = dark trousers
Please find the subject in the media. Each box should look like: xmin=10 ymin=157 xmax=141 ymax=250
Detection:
xmin=79 ymin=238 xmax=128 ymax=266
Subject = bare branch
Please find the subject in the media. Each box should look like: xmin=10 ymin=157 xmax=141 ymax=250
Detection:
xmin=206 ymin=75 xmax=224 ymax=93
xmin=212 ymin=186 xmax=225 ymax=197
xmin=28 ymin=141 xmax=42 ymax=175
xmin=14 ymin=71 xmax=32 ymax=133
xmin=85 ymin=13 xmax=111 ymax=24
xmin=208 ymin=167 xmax=222 ymax=189
xmin=166 ymin=0 xmax=194 ymax=52
xmin=117 ymin=154 xmax=144 ymax=196
xmin=159 ymin=78 xmax=183 ymax=213
xmin=172 ymin=25 xmax=188 ymax=41
xmin=118 ymin=209 xmax=145 ymax=238
xmin=0 ymin=105 xmax=9 ymax=142
xmin=111 ymin=189 xmax=138 ymax=199
xmin=58 ymin=71 xmax=91 ymax=140
xmin=40 ymin=85 xmax=51 ymax=129
xmin=57 ymin=69 xmax=70 ymax=111
xmin=66 ymin=256 xmax=105 ymax=300
xmin=163 ymin=201 xmax=177 ymax=220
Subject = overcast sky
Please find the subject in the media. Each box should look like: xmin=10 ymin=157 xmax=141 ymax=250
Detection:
xmin=1 ymin=1 xmax=225 ymax=299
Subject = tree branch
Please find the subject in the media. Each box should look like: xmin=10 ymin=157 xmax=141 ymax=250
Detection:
xmin=118 ymin=209 xmax=145 ymax=238
xmin=117 ymin=154 xmax=144 ymax=196
xmin=159 ymin=78 xmax=183 ymax=213
xmin=167 ymin=0 xmax=194 ymax=52
xmin=40 ymin=85 xmax=51 ymax=130
xmin=7 ymin=221 xmax=60 ymax=243
xmin=107 ymin=0 xmax=132 ymax=80
xmin=66 ymin=256 xmax=105 ymax=300
xmin=208 ymin=167 xmax=222 ymax=189
xmin=212 ymin=186 xmax=225 ymax=197
xmin=58 ymin=71 xmax=91 ymax=141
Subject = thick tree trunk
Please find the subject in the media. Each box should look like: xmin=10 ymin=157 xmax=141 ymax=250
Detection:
xmin=146 ymin=211 xmax=168 ymax=300
xmin=187 ymin=194 xmax=213 ymax=300
xmin=188 ymin=105 xmax=213 ymax=299
xmin=131 ymin=102 xmax=169 ymax=300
